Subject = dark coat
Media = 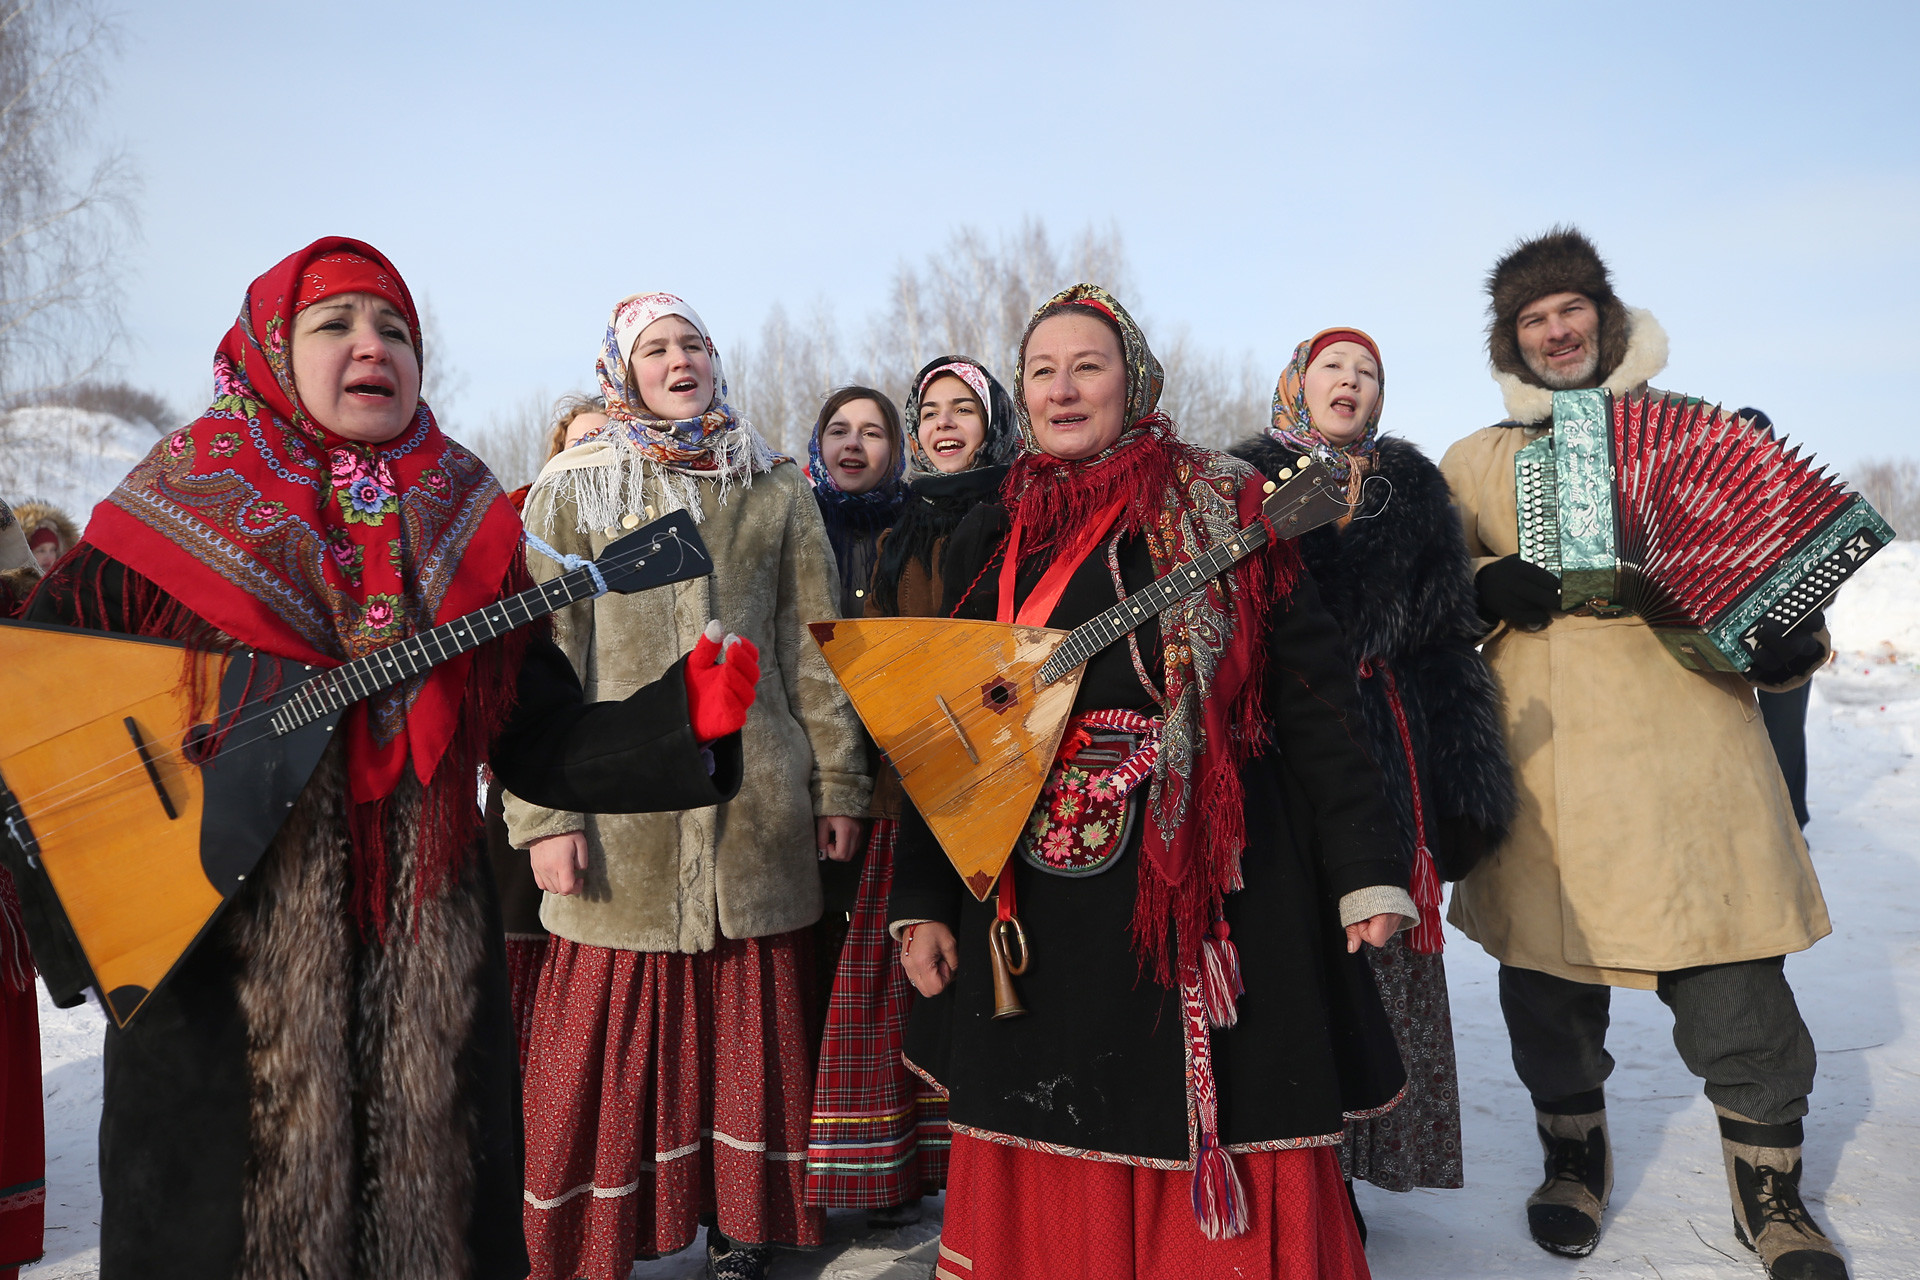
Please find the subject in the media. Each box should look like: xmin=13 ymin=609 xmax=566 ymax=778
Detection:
xmin=1230 ymin=434 xmax=1515 ymax=878
xmin=889 ymin=504 xmax=1406 ymax=1164
xmin=14 ymin=548 xmax=740 ymax=1280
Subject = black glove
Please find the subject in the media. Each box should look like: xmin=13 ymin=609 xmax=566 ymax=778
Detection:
xmin=1475 ymin=555 xmax=1561 ymax=629
xmin=1432 ymin=814 xmax=1495 ymax=882
xmin=1746 ymin=609 xmax=1827 ymax=685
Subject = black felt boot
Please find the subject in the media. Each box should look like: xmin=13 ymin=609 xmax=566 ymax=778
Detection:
xmin=1345 ymin=1177 xmax=1368 ymax=1246
xmin=1718 ymin=1108 xmax=1849 ymax=1280
xmin=1525 ymin=1108 xmax=1611 ymax=1257
xmin=706 ymin=1226 xmax=774 ymax=1280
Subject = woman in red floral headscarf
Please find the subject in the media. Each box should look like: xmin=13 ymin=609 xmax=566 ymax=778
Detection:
xmin=17 ymin=238 xmax=754 ymax=1280
xmin=888 ymin=286 xmax=1414 ymax=1280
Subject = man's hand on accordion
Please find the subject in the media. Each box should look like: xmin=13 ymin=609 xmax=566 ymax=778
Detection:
xmin=1745 ymin=609 xmax=1829 ymax=686
xmin=1475 ymin=555 xmax=1561 ymax=630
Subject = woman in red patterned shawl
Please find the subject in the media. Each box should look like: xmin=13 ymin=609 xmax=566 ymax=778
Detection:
xmin=887 ymin=285 xmax=1414 ymax=1279
xmin=15 ymin=237 xmax=755 ymax=1280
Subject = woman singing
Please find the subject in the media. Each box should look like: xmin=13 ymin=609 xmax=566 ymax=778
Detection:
xmin=890 ymin=286 xmax=1412 ymax=1279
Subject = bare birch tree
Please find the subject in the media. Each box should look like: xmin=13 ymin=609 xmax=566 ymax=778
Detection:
xmin=0 ymin=0 xmax=131 ymax=405
xmin=730 ymin=219 xmax=1137 ymax=452
xmin=1855 ymin=459 xmax=1920 ymax=540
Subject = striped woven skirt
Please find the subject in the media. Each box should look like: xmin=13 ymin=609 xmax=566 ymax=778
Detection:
xmin=520 ymin=930 xmax=824 ymax=1280
xmin=805 ymin=819 xmax=950 ymax=1208
xmin=934 ymin=1134 xmax=1368 ymax=1280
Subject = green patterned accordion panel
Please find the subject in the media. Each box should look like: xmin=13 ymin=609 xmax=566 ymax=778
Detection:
xmin=1513 ymin=389 xmax=1896 ymax=672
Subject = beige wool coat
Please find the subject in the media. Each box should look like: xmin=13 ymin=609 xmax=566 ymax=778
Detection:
xmin=1439 ymin=316 xmax=1831 ymax=989
xmin=505 ymin=445 xmax=871 ymax=953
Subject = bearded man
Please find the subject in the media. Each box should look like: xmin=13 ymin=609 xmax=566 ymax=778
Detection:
xmin=1439 ymin=228 xmax=1847 ymax=1280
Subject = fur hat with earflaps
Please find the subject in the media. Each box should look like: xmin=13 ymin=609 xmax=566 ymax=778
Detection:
xmin=1486 ymin=226 xmax=1634 ymax=388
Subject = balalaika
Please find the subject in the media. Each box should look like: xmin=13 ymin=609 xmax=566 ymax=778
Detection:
xmin=810 ymin=453 xmax=1355 ymax=898
xmin=1515 ymin=389 xmax=1895 ymax=672
xmin=0 ymin=513 xmax=712 ymax=1027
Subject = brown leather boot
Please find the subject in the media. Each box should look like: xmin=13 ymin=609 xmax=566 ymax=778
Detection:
xmin=1525 ymin=1108 xmax=1611 ymax=1257
xmin=1717 ymin=1107 xmax=1849 ymax=1279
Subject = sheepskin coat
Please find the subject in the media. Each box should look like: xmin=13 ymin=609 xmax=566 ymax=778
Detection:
xmin=506 ymin=450 xmax=871 ymax=952
xmin=18 ymin=552 xmax=741 ymax=1280
xmin=1230 ymin=434 xmax=1515 ymax=877
xmin=1439 ymin=311 xmax=1831 ymax=988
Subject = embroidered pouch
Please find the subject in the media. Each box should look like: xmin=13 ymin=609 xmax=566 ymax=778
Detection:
xmin=1017 ymin=727 xmax=1149 ymax=878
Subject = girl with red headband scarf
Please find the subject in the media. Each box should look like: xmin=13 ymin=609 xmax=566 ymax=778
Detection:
xmin=18 ymin=238 xmax=755 ymax=1280
xmin=1233 ymin=329 xmax=1515 ymax=1236
xmin=887 ymin=286 xmax=1412 ymax=1279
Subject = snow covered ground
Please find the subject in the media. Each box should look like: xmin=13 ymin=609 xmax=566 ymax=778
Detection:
xmin=26 ymin=544 xmax=1920 ymax=1278
xmin=0 ymin=408 xmax=158 ymax=522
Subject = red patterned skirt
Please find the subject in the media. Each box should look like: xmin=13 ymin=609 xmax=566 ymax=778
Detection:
xmin=504 ymin=934 xmax=548 ymax=1074
xmin=806 ymin=819 xmax=949 ymax=1207
xmin=935 ymin=1133 xmax=1368 ymax=1280
xmin=521 ymin=930 xmax=824 ymax=1280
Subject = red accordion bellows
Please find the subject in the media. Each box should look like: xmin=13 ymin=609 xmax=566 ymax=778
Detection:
xmin=1612 ymin=396 xmax=1852 ymax=631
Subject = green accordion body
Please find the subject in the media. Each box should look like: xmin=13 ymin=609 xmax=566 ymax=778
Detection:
xmin=1513 ymin=390 xmax=1895 ymax=673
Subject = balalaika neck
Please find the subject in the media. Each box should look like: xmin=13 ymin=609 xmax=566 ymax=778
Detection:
xmin=1035 ymin=516 xmax=1274 ymax=685
xmin=266 ymin=563 xmax=607 ymax=736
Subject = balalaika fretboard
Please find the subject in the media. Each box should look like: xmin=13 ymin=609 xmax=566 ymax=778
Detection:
xmin=267 ymin=568 xmax=605 ymax=735
xmin=1036 ymin=452 xmax=1348 ymax=685
xmin=268 ymin=514 xmax=711 ymax=734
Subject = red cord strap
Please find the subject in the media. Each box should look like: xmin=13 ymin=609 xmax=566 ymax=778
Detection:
xmin=1359 ymin=658 xmax=1444 ymax=954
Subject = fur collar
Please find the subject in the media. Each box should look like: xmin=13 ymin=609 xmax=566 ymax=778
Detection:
xmin=1493 ymin=307 xmax=1670 ymax=425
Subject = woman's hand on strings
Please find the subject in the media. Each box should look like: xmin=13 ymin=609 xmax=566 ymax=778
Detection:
xmin=816 ymin=815 xmax=866 ymax=863
xmin=1345 ymin=912 xmax=1398 ymax=953
xmin=901 ymin=921 xmax=959 ymax=996
xmin=531 ymin=831 xmax=590 ymax=895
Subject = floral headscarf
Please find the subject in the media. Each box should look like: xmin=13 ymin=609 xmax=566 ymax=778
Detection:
xmin=901 ymin=356 xmax=1020 ymax=478
xmin=1011 ymin=284 xmax=1168 ymax=462
xmin=994 ymin=282 xmax=1299 ymax=992
xmin=805 ymin=388 xmax=908 ymax=505
xmin=1267 ymin=326 xmax=1385 ymax=482
xmin=596 ymin=292 xmax=775 ymax=479
xmin=805 ymin=388 xmax=908 ymax=611
xmin=85 ymin=236 xmax=522 ymax=934
xmin=548 ymin=292 xmax=781 ymax=530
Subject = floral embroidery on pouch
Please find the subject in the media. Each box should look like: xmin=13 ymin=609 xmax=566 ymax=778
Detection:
xmin=1018 ymin=717 xmax=1160 ymax=878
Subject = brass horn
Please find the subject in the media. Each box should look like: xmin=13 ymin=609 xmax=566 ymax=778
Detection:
xmin=987 ymin=915 xmax=1031 ymax=1020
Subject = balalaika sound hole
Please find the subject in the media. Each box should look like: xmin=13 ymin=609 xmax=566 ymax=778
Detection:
xmin=981 ymin=677 xmax=1019 ymax=714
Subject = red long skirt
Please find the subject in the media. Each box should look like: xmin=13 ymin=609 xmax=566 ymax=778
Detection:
xmin=0 ymin=878 xmax=43 ymax=1273
xmin=521 ymin=931 xmax=825 ymax=1280
xmin=504 ymin=935 xmax=548 ymax=1074
xmin=806 ymin=819 xmax=949 ymax=1207
xmin=935 ymin=1133 xmax=1369 ymax=1280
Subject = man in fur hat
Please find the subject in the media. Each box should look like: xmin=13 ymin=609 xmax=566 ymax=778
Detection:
xmin=1439 ymin=228 xmax=1846 ymax=1280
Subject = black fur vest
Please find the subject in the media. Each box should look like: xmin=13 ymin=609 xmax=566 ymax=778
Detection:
xmin=1230 ymin=434 xmax=1515 ymax=877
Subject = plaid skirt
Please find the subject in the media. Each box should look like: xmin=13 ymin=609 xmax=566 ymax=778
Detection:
xmin=805 ymin=820 xmax=949 ymax=1207
xmin=521 ymin=930 xmax=824 ymax=1280
xmin=936 ymin=1134 xmax=1368 ymax=1280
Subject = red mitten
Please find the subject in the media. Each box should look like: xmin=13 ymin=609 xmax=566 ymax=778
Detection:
xmin=684 ymin=620 xmax=760 ymax=742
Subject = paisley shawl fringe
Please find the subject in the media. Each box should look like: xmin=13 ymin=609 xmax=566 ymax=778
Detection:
xmin=348 ymin=552 xmax=533 ymax=940
xmin=1002 ymin=428 xmax=1299 ymax=988
xmin=538 ymin=427 xmax=778 ymax=534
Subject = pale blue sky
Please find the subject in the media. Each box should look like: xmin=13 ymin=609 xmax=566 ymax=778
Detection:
xmin=100 ymin=1 xmax=1917 ymax=468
